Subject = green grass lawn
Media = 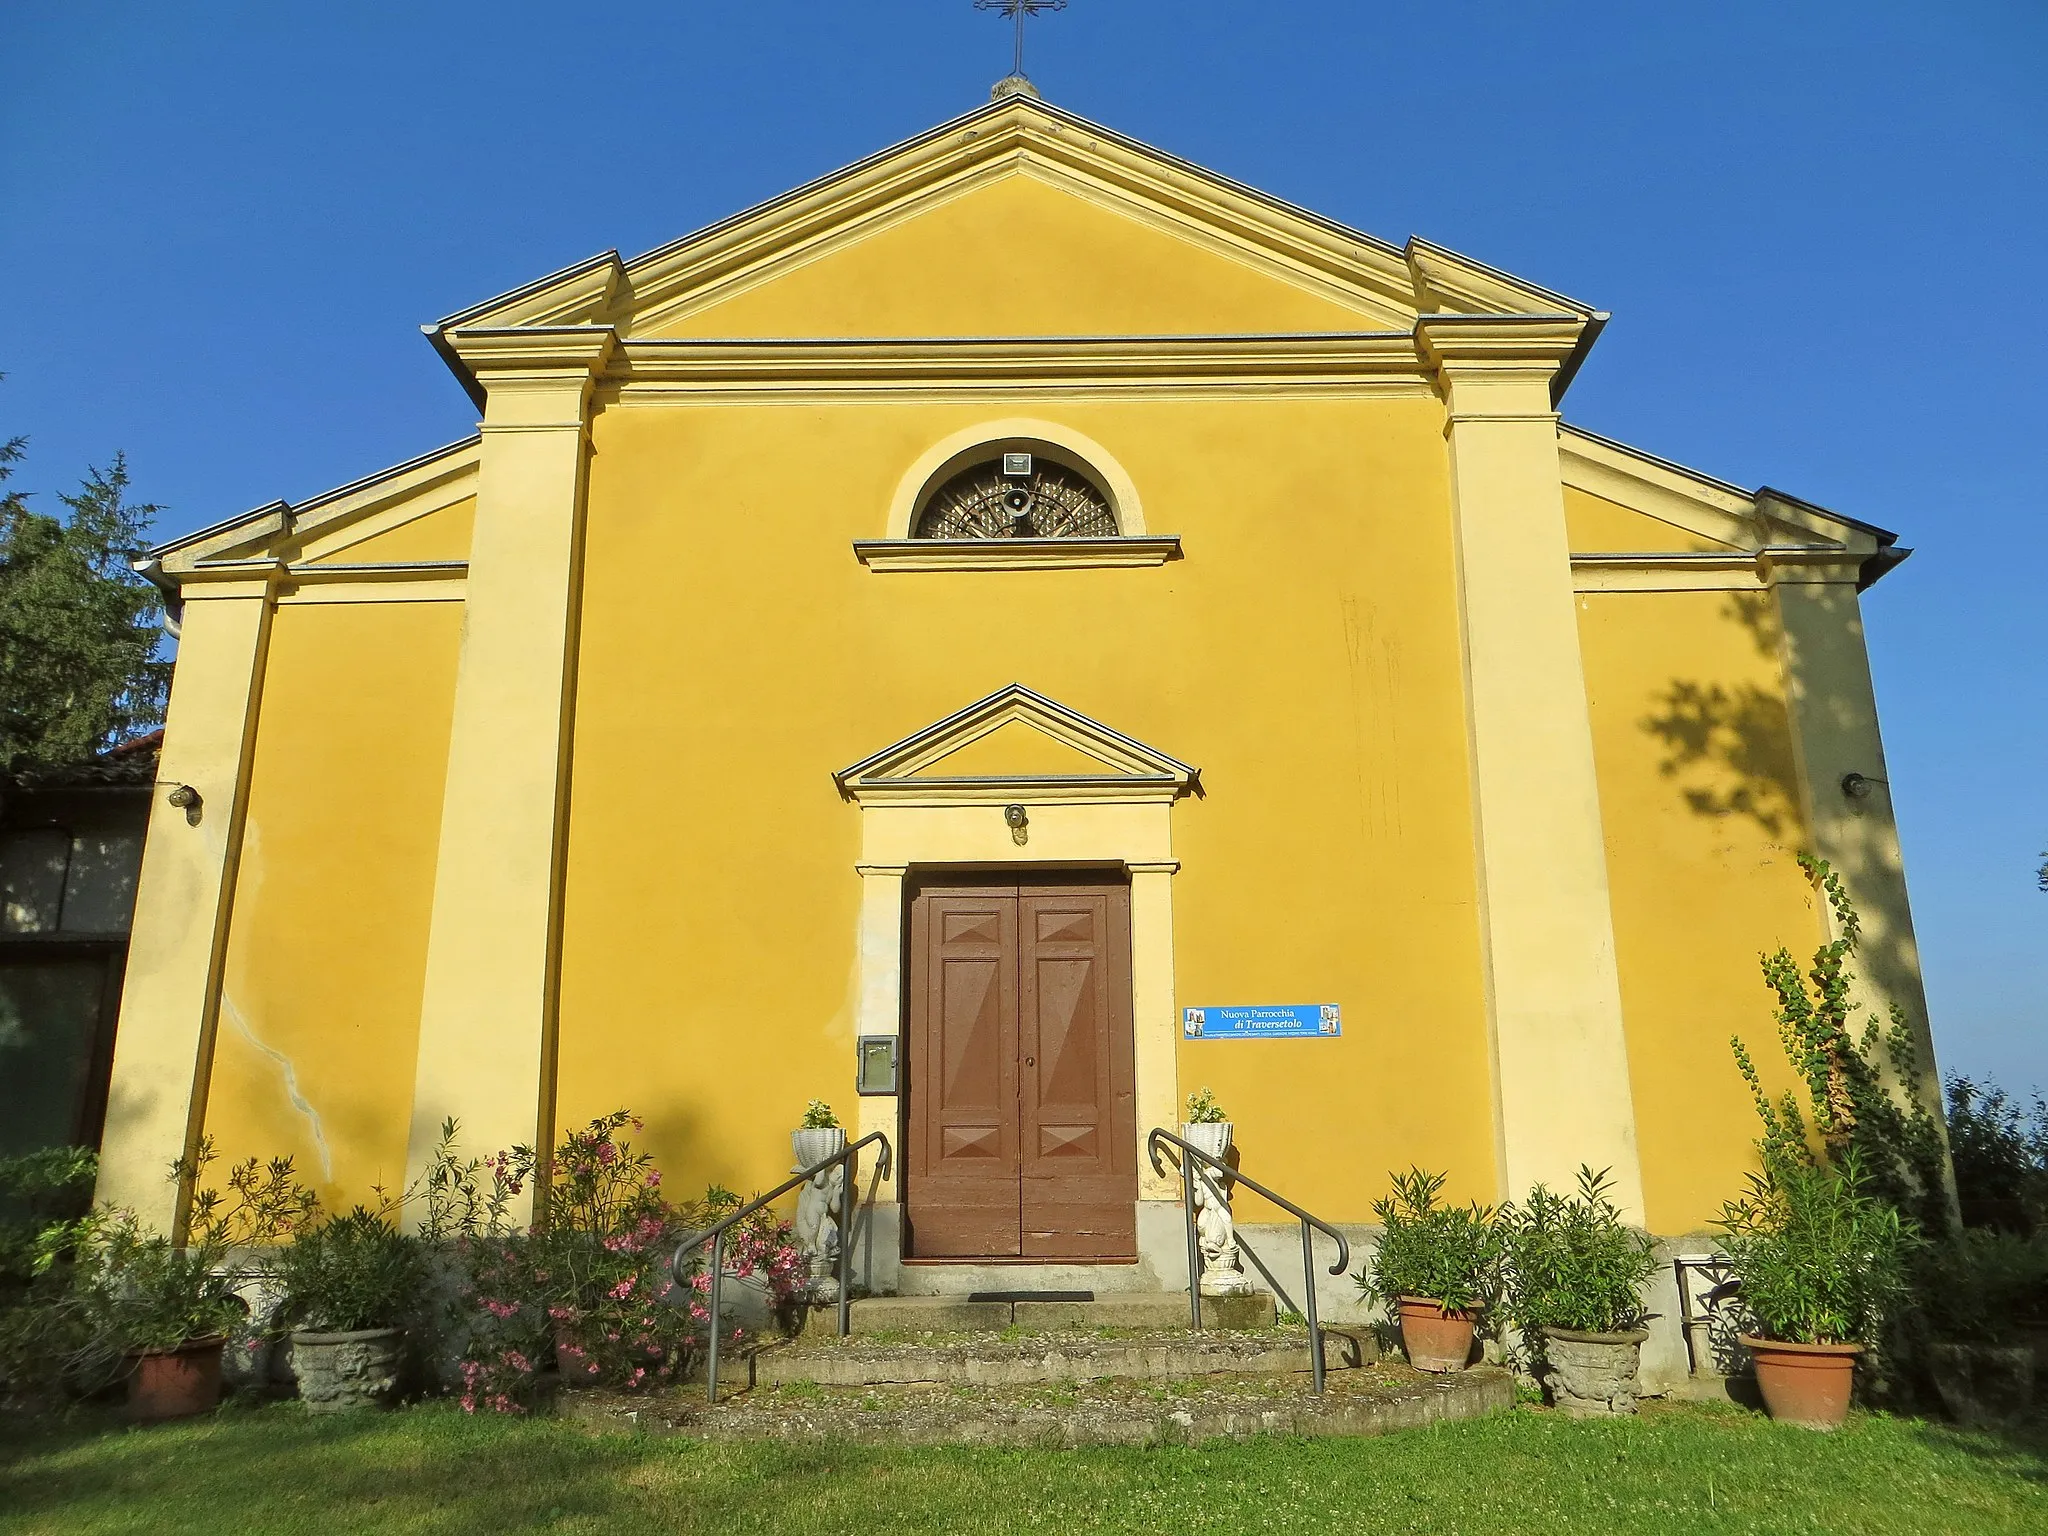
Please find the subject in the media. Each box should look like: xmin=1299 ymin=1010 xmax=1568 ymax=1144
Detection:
xmin=2 ymin=1399 xmax=2043 ymax=1536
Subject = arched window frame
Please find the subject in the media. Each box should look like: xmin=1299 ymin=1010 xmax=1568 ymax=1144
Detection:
xmin=854 ymin=418 xmax=1181 ymax=572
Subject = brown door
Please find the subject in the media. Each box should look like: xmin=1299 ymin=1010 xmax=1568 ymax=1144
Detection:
xmin=906 ymin=878 xmax=1136 ymax=1260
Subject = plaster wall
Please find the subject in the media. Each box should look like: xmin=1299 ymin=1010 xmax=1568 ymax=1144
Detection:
xmin=651 ymin=172 xmax=1382 ymax=340
xmin=554 ymin=392 xmax=1499 ymax=1222
xmin=1563 ymin=486 xmax=1733 ymax=554
xmin=1576 ymin=586 xmax=1822 ymax=1234
xmin=199 ymin=601 xmax=462 ymax=1208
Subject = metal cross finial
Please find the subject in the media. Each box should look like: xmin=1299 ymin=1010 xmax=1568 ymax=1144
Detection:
xmin=975 ymin=0 xmax=1067 ymax=81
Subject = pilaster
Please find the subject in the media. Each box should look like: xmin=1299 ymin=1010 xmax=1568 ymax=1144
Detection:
xmin=405 ymin=326 xmax=615 ymax=1221
xmin=1764 ymin=531 xmax=1945 ymax=1129
xmin=852 ymin=863 xmax=910 ymax=1200
xmin=95 ymin=562 xmax=282 ymax=1233
xmin=1127 ymin=860 xmax=1181 ymax=1199
xmin=1418 ymin=316 xmax=1646 ymax=1217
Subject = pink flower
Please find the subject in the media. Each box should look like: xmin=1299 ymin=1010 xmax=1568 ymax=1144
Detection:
xmin=610 ymin=1276 xmax=637 ymax=1300
xmin=645 ymin=1170 xmax=662 ymax=1187
xmin=504 ymin=1351 xmax=532 ymax=1373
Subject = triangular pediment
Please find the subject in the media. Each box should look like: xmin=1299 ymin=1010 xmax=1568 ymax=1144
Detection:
xmin=151 ymin=437 xmax=479 ymax=576
xmin=835 ymin=684 xmax=1199 ymax=804
xmin=1560 ymin=427 xmax=1896 ymax=552
xmin=433 ymin=97 xmax=1593 ymax=349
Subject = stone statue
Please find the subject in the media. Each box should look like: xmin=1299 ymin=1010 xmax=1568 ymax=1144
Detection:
xmin=1191 ymin=1159 xmax=1254 ymax=1297
xmin=792 ymin=1157 xmax=846 ymax=1303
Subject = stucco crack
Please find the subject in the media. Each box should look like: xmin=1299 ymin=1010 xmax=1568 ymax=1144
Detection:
xmin=221 ymin=993 xmax=334 ymax=1181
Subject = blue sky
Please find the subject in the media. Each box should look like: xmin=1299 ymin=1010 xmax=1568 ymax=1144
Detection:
xmin=3 ymin=3 xmax=2042 ymax=1090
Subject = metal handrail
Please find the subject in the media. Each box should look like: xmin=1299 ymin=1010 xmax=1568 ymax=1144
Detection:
xmin=671 ymin=1130 xmax=892 ymax=1403
xmin=1147 ymin=1126 xmax=1352 ymax=1394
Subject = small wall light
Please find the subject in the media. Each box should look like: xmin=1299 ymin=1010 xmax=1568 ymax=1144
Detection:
xmin=166 ymin=783 xmax=203 ymax=825
xmin=1004 ymin=803 xmax=1029 ymax=845
xmin=1841 ymin=772 xmax=1888 ymax=801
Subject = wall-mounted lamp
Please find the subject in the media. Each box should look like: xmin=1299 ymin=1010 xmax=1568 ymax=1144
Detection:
xmin=166 ymin=783 xmax=203 ymax=825
xmin=1841 ymin=772 xmax=1888 ymax=801
xmin=1004 ymin=803 xmax=1029 ymax=845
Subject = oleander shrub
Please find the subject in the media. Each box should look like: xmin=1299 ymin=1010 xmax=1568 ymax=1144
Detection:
xmin=1718 ymin=1153 xmax=1913 ymax=1346
xmin=277 ymin=1207 xmax=426 ymax=1333
xmin=452 ymin=1112 xmax=804 ymax=1414
xmin=1499 ymin=1166 xmax=1658 ymax=1335
xmin=1363 ymin=1168 xmax=1501 ymax=1314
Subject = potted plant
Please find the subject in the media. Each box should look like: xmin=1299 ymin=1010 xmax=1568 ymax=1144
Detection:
xmin=792 ymin=1100 xmax=846 ymax=1169
xmin=70 ymin=1142 xmax=317 ymax=1421
xmin=1181 ymin=1087 xmax=1231 ymax=1158
xmin=1499 ymin=1166 xmax=1658 ymax=1415
xmin=1915 ymin=1229 xmax=2044 ymax=1427
xmin=1719 ymin=1154 xmax=1912 ymax=1429
xmin=1363 ymin=1168 xmax=1500 ymax=1372
xmin=276 ymin=1206 xmax=426 ymax=1412
xmin=74 ymin=1213 xmax=246 ymax=1421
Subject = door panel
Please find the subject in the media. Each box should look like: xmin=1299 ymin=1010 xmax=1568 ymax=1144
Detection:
xmin=1019 ymin=889 xmax=1136 ymax=1257
xmin=905 ymin=878 xmax=1135 ymax=1261
xmin=908 ymin=891 xmax=1022 ymax=1256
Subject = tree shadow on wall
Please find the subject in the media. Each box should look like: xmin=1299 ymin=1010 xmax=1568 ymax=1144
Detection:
xmin=1639 ymin=590 xmax=1802 ymax=844
xmin=1635 ymin=579 xmax=1946 ymax=1121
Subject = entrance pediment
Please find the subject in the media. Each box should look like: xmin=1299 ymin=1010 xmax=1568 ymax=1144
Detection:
xmin=834 ymin=685 xmax=1199 ymax=805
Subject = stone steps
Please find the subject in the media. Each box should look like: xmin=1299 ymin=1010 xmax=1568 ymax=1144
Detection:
xmin=842 ymin=1290 xmax=1274 ymax=1335
xmin=559 ymin=1364 xmax=1514 ymax=1447
xmin=754 ymin=1324 xmax=1376 ymax=1389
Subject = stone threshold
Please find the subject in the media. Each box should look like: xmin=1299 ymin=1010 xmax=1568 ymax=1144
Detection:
xmin=556 ymin=1364 xmax=1514 ymax=1447
xmin=841 ymin=1290 xmax=1275 ymax=1335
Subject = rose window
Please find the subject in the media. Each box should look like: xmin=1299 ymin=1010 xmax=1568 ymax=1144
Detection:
xmin=913 ymin=456 xmax=1117 ymax=539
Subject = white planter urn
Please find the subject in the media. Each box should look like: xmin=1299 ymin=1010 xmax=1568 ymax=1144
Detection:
xmin=791 ymin=1127 xmax=848 ymax=1302
xmin=1181 ymin=1121 xmax=1253 ymax=1297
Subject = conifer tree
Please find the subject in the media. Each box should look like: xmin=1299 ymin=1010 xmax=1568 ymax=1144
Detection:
xmin=0 ymin=409 xmax=170 ymax=773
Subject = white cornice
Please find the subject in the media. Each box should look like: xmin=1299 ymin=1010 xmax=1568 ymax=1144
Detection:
xmin=1570 ymin=552 xmax=1764 ymax=593
xmin=277 ymin=562 xmax=468 ymax=605
xmin=606 ymin=333 xmax=1428 ymax=400
xmin=1568 ymin=549 xmax=1871 ymax=592
xmin=853 ymin=537 xmax=1181 ymax=572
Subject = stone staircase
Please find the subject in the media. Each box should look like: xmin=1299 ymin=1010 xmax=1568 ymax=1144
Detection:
xmin=557 ymin=1291 xmax=1513 ymax=1446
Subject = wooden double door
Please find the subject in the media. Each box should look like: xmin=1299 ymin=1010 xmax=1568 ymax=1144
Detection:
xmin=906 ymin=876 xmax=1138 ymax=1259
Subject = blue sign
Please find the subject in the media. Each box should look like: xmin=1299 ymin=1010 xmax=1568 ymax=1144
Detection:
xmin=1182 ymin=1005 xmax=1341 ymax=1040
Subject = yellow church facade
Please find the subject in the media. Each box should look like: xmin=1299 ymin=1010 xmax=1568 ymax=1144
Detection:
xmin=97 ymin=96 xmax=1932 ymax=1320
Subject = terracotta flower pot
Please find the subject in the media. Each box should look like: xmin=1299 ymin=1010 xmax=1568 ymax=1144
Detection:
xmin=1397 ymin=1296 xmax=1478 ymax=1372
xmin=127 ymin=1336 xmax=226 ymax=1422
xmin=1741 ymin=1335 xmax=1861 ymax=1429
xmin=1540 ymin=1327 xmax=1649 ymax=1416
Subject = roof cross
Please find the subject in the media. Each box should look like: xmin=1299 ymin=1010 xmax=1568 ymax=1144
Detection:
xmin=975 ymin=0 xmax=1067 ymax=83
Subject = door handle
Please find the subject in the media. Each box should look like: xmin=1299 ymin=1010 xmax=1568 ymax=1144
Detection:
xmin=1024 ymin=1057 xmax=1035 ymax=1068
